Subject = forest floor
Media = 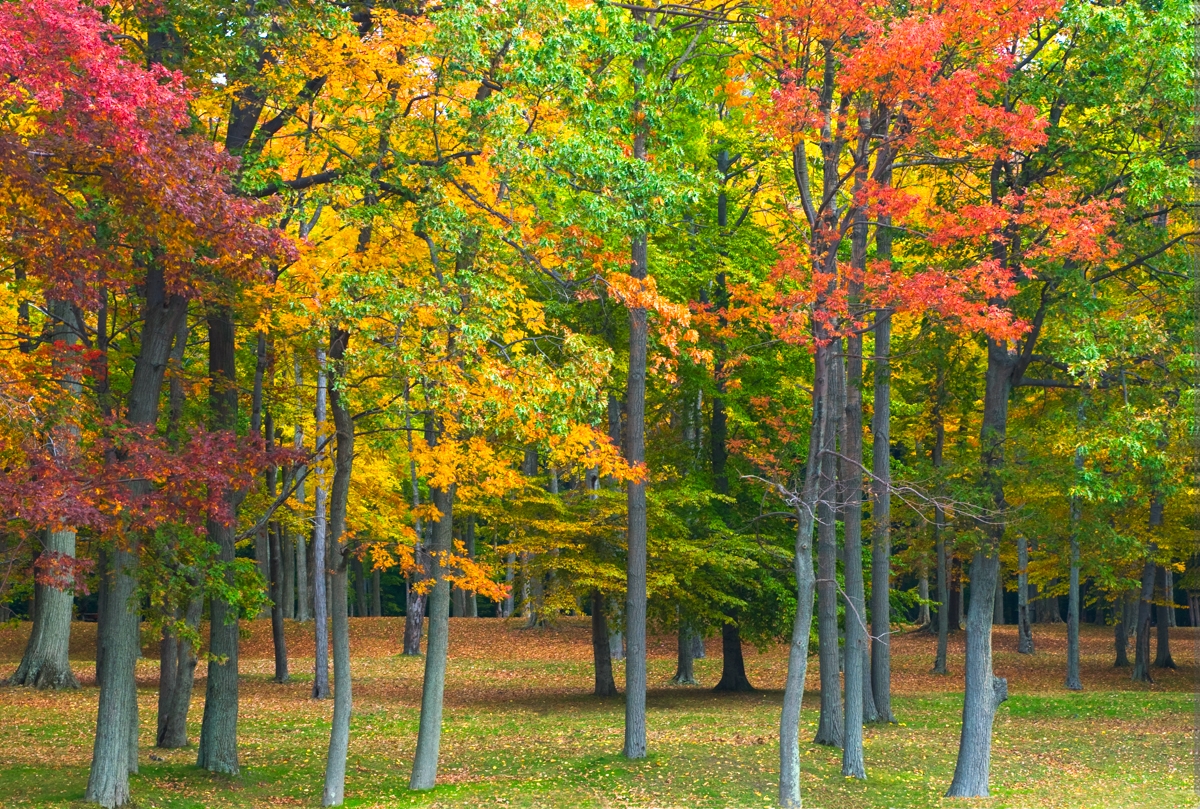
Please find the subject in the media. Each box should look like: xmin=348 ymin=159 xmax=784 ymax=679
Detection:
xmin=0 ymin=617 xmax=1192 ymax=808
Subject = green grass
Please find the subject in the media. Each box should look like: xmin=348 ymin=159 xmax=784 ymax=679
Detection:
xmin=0 ymin=619 xmax=1193 ymax=808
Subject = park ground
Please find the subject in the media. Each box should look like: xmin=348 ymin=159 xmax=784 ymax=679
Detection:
xmin=0 ymin=618 xmax=1193 ymax=808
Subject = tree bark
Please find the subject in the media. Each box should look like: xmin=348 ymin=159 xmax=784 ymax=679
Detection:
xmin=323 ymin=327 xmax=354 ymax=806
xmin=1154 ymin=565 xmax=1175 ymax=669
xmin=270 ymin=524 xmax=289 ymax=683
xmin=156 ymin=594 xmax=201 ymax=748
xmin=870 ymin=309 xmax=895 ymax=723
xmin=197 ymin=306 xmax=240 ymax=775
xmin=1113 ymin=591 xmax=1130 ymax=667
xmin=591 ymin=590 xmax=617 ymax=696
xmin=409 ymin=483 xmax=455 ymax=789
xmin=352 ymin=555 xmax=368 ymax=618
xmin=993 ymin=562 xmax=1005 ymax=626
xmin=814 ymin=343 xmax=843 ymax=748
xmin=312 ymin=349 xmax=331 ymax=697
xmin=932 ymin=382 xmax=949 ymax=674
xmin=714 ymin=621 xmax=753 ymax=692
xmin=778 ymin=339 xmax=834 ymax=809
xmin=402 ymin=401 xmax=425 ymax=655
xmin=1066 ymin=434 xmax=1083 ymax=690
xmin=463 ymin=516 xmax=477 ymax=618
xmin=1132 ymin=558 xmax=1156 ymax=682
xmin=841 ymin=330 xmax=866 ymax=774
xmin=294 ymin=358 xmax=312 ymax=623
xmin=11 ymin=304 xmax=82 ymax=690
xmin=671 ymin=617 xmax=698 ymax=686
xmin=1017 ymin=535 xmax=1034 ymax=654
xmin=87 ymin=265 xmax=185 ymax=807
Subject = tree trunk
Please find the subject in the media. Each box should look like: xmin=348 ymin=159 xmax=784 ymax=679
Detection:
xmin=1017 ymin=535 xmax=1034 ymax=654
xmin=197 ymin=306 xmax=240 ymax=776
xmin=10 ymin=529 xmax=78 ymax=689
xmin=1113 ymin=591 xmax=1130 ymax=667
xmin=323 ymin=327 xmax=354 ymax=806
xmin=88 ymin=266 xmax=185 ymax=807
xmin=840 ymin=334 xmax=866 ymax=775
xmin=945 ymin=551 xmax=1005 ymax=797
xmin=621 ymin=39 xmax=650 ymax=762
xmin=283 ymin=529 xmax=296 ymax=620
xmin=402 ymin=402 xmax=426 ymax=655
xmin=778 ymin=338 xmax=834 ymax=809
xmin=463 ymin=516 xmax=477 ymax=618
xmin=294 ymin=358 xmax=312 ymax=624
xmin=671 ymin=618 xmax=698 ymax=686
xmin=714 ymin=621 xmax=753 ymax=691
xmin=917 ymin=563 xmax=931 ymax=628
xmin=813 ymin=348 xmax=843 ymax=747
xmin=156 ymin=594 xmax=201 ymax=748
xmin=1154 ymin=565 xmax=1175 ymax=669
xmin=352 ymin=555 xmax=368 ymax=619
xmin=11 ymin=304 xmax=82 ymax=690
xmin=1165 ymin=570 xmax=1175 ymax=627
xmin=591 ymin=590 xmax=617 ymax=696
xmin=312 ymin=348 xmax=331 ymax=697
xmin=1066 ymin=435 xmax=1083 ymax=690
xmin=1132 ymin=495 xmax=1160 ymax=683
xmin=371 ymin=569 xmax=382 ymax=617
xmin=270 ymin=524 xmax=289 ymax=683
xmin=946 ymin=331 xmax=1018 ymax=798
xmin=869 ymin=310 xmax=895 ymax=723
xmin=409 ymin=483 xmax=455 ymax=789
xmin=932 ymin=385 xmax=949 ymax=674
xmin=993 ymin=562 xmax=1005 ymax=626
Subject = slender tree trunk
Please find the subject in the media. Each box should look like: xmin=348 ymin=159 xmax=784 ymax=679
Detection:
xmin=270 ymin=524 xmax=289 ymax=683
xmin=352 ymin=555 xmax=368 ymax=618
xmin=1113 ymin=591 xmax=1130 ymax=667
xmin=294 ymin=358 xmax=312 ymax=624
xmin=714 ymin=622 xmax=753 ymax=691
xmin=1066 ymin=430 xmax=1083 ymax=690
xmin=463 ymin=516 xmax=477 ymax=618
xmin=841 ymin=333 xmax=866 ymax=775
xmin=993 ymin=563 xmax=1005 ymax=626
xmin=591 ymin=590 xmax=617 ymax=696
xmin=1154 ymin=565 xmax=1175 ymax=669
xmin=323 ymin=328 xmax=354 ymax=806
xmin=410 ymin=483 xmax=455 ymax=789
xmin=1017 ymin=535 xmax=1034 ymax=654
xmin=368 ymin=569 xmax=379 ymax=617
xmin=917 ymin=563 xmax=931 ymax=628
xmin=402 ymin=402 xmax=425 ymax=655
xmin=932 ymin=383 xmax=949 ymax=674
xmin=870 ymin=309 xmax=895 ymax=723
xmin=1132 ymin=514 xmax=1159 ymax=683
xmin=814 ymin=342 xmax=843 ymax=748
xmin=197 ymin=306 xmax=240 ymax=775
xmin=621 ymin=35 xmax=650 ymax=762
xmin=1165 ymin=570 xmax=1175 ymax=627
xmin=778 ymin=338 xmax=834 ymax=809
xmin=283 ymin=530 xmax=296 ymax=620
xmin=87 ymin=266 xmax=185 ymax=808
xmin=312 ymin=349 xmax=331 ymax=697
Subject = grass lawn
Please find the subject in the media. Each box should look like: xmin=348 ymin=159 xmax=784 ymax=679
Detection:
xmin=0 ymin=618 xmax=1193 ymax=808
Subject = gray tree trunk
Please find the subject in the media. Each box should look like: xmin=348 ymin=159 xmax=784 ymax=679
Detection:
xmin=621 ymin=43 xmax=650 ymax=761
xmin=294 ymin=358 xmax=311 ymax=624
xmin=840 ymin=334 xmax=866 ymax=776
xmin=352 ymin=555 xmax=368 ymax=618
xmin=157 ymin=594 xmax=201 ymax=748
xmin=1066 ymin=437 xmax=1083 ymax=690
xmin=409 ymin=483 xmax=455 ymax=789
xmin=1016 ymin=535 xmax=1034 ymax=654
xmin=993 ymin=562 xmax=1005 ymax=626
xmin=323 ymin=327 xmax=354 ymax=806
xmin=932 ymin=386 xmax=949 ymax=674
xmin=813 ymin=350 xmax=843 ymax=748
xmin=283 ymin=529 xmax=296 ymax=620
xmin=402 ymin=404 xmax=426 ymax=654
xmin=591 ymin=590 xmax=617 ymax=696
xmin=88 ymin=266 xmax=184 ymax=807
xmin=10 ymin=529 xmax=78 ymax=689
xmin=671 ymin=618 xmax=698 ymax=686
xmin=312 ymin=349 xmax=331 ymax=698
xmin=778 ymin=337 xmax=833 ymax=809
xmin=917 ymin=563 xmax=931 ymax=628
xmin=1132 ymin=497 xmax=1161 ymax=682
xmin=869 ymin=310 xmax=895 ymax=723
xmin=197 ymin=307 xmax=240 ymax=775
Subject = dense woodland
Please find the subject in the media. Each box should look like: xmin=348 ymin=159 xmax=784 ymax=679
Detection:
xmin=0 ymin=0 xmax=1193 ymax=807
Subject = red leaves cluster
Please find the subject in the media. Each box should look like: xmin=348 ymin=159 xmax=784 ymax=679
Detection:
xmin=0 ymin=0 xmax=292 ymax=308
